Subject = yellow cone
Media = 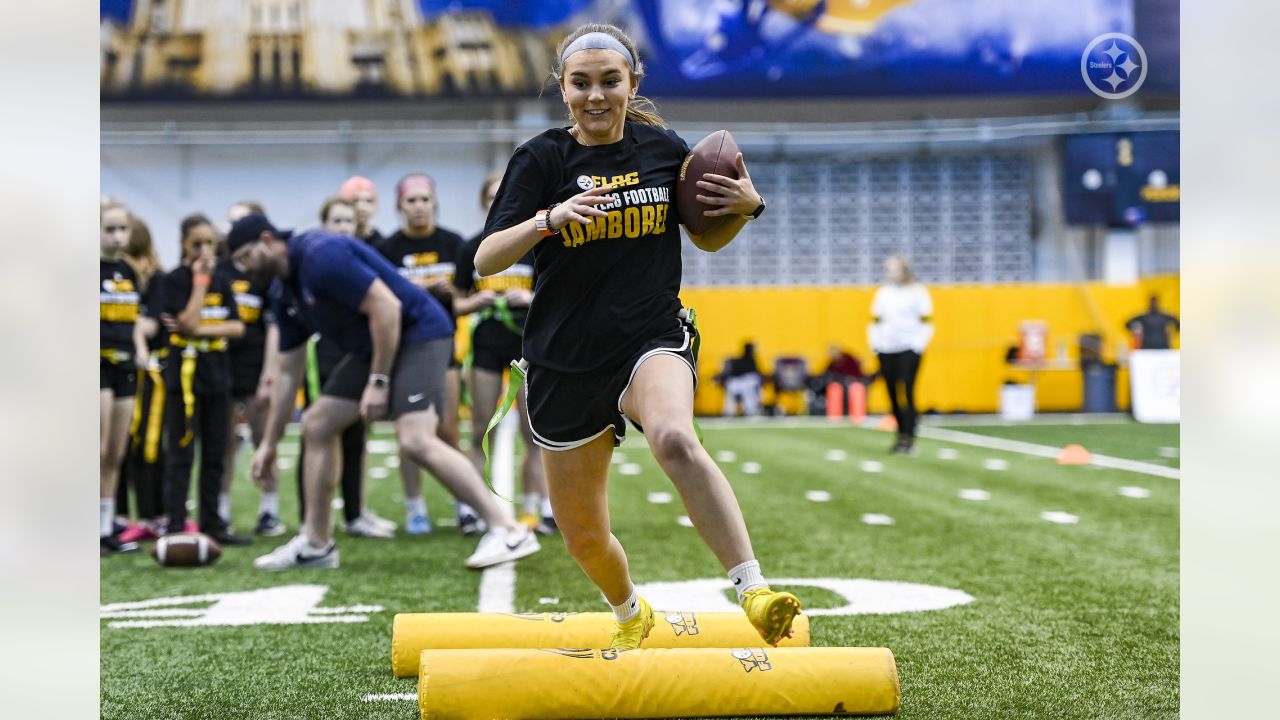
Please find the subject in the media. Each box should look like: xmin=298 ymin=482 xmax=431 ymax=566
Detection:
xmin=392 ymin=611 xmax=811 ymax=678
xmin=419 ymin=647 xmax=900 ymax=719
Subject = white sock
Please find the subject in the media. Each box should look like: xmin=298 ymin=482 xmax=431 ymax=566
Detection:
xmin=457 ymin=501 xmax=476 ymax=517
xmin=405 ymin=495 xmax=427 ymax=519
xmin=521 ymin=493 xmax=539 ymax=517
xmin=540 ymin=497 xmax=554 ymax=517
xmin=728 ymin=559 xmax=768 ymax=602
xmin=100 ymin=498 xmax=115 ymax=537
xmin=217 ymin=493 xmax=231 ymax=524
xmin=259 ymin=492 xmax=279 ymax=516
xmin=610 ymin=589 xmax=641 ymax=622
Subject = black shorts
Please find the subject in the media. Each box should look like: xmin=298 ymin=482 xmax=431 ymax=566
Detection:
xmin=100 ymin=357 xmax=137 ymax=398
xmin=526 ymin=315 xmax=697 ymax=451
xmin=323 ymin=338 xmax=451 ymax=420
xmin=228 ymin=348 xmax=264 ymax=399
xmin=472 ymin=331 xmax=523 ymax=374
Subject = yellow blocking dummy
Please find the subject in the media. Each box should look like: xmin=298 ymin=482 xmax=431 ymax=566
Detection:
xmin=392 ymin=611 xmax=810 ymax=678
xmin=418 ymin=647 xmax=900 ymax=719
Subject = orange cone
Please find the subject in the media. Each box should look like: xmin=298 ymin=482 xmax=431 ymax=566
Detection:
xmin=1058 ymin=444 xmax=1092 ymax=465
xmin=877 ymin=415 xmax=898 ymax=432
xmin=848 ymin=383 xmax=867 ymax=425
xmin=825 ymin=382 xmax=845 ymax=421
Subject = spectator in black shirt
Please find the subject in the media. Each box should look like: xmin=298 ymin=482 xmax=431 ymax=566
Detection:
xmin=215 ymin=245 xmax=283 ymax=536
xmin=99 ymin=201 xmax=146 ymax=555
xmin=477 ymin=23 xmax=800 ymax=650
xmin=454 ymin=172 xmax=550 ymax=534
xmin=117 ymin=213 xmax=169 ymax=543
xmin=1127 ymin=296 xmax=1180 ymax=350
xmin=378 ymin=174 xmax=468 ymax=536
xmin=149 ymin=215 xmax=250 ymax=545
xmin=340 ymin=175 xmax=386 ymax=247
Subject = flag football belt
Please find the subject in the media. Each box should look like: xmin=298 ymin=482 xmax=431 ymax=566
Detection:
xmin=460 ymin=297 xmax=523 ymax=408
xmin=305 ymin=335 xmax=323 ymax=403
xmin=128 ymin=354 xmax=166 ymax=463
xmin=477 ymin=307 xmax=704 ymax=500
xmin=100 ymin=348 xmax=133 ymax=364
xmin=164 ymin=337 xmax=229 ymax=447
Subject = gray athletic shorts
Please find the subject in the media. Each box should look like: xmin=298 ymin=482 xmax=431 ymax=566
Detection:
xmin=324 ymin=338 xmax=450 ymax=420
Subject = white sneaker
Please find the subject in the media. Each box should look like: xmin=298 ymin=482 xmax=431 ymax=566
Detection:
xmin=343 ymin=514 xmax=396 ymax=539
xmin=362 ymin=509 xmax=398 ymax=533
xmin=253 ymin=534 xmax=339 ymax=571
xmin=465 ymin=525 xmax=541 ymax=569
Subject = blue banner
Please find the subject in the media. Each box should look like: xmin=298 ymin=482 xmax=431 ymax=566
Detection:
xmin=102 ymin=0 xmax=1169 ymax=100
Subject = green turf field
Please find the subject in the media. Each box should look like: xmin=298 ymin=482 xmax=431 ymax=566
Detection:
xmin=101 ymin=419 xmax=1179 ymax=719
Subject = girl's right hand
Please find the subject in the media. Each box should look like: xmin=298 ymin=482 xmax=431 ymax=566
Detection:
xmin=549 ymin=184 xmax=615 ymax=230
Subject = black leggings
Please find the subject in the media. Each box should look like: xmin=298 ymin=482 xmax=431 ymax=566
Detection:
xmin=878 ymin=351 xmax=922 ymax=439
xmin=163 ymin=389 xmax=231 ymax=533
xmin=296 ymin=337 xmax=365 ymax=525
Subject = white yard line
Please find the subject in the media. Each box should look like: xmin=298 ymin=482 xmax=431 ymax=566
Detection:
xmin=476 ymin=413 xmax=518 ymax=613
xmin=918 ymin=426 xmax=1180 ymax=480
xmin=696 ymin=414 xmax=1140 ymax=431
xmin=695 ymin=415 xmax=1179 ymax=480
xmin=361 ymin=693 xmax=418 ymax=702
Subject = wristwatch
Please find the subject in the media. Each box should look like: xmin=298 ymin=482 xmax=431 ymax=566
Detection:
xmin=744 ymin=196 xmax=766 ymax=220
xmin=534 ymin=207 xmax=558 ymax=237
xmin=368 ymin=373 xmax=390 ymax=389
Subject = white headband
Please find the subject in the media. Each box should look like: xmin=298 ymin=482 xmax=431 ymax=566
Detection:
xmin=560 ymin=32 xmax=636 ymax=70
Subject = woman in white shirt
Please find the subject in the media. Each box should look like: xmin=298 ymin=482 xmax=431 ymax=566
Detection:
xmin=868 ymin=256 xmax=933 ymax=454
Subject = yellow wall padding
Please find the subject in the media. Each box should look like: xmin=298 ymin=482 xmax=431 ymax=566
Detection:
xmin=419 ymin=647 xmax=899 ymax=720
xmin=684 ymin=274 xmax=1180 ymax=414
xmin=392 ymin=611 xmax=810 ymax=678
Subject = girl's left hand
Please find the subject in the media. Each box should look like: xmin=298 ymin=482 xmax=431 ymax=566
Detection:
xmin=696 ymin=153 xmax=763 ymax=217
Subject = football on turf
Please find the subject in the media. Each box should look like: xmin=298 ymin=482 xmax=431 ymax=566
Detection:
xmin=151 ymin=532 xmax=222 ymax=568
xmin=677 ymin=129 xmax=742 ymax=236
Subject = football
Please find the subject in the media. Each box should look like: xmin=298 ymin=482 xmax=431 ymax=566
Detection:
xmin=151 ymin=532 xmax=222 ymax=568
xmin=677 ymin=129 xmax=742 ymax=236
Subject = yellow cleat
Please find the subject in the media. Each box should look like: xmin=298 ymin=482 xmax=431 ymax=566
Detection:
xmin=608 ymin=595 xmax=655 ymax=651
xmin=740 ymin=587 xmax=802 ymax=647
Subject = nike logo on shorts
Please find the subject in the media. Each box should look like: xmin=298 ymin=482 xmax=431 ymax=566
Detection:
xmin=408 ymin=393 xmax=425 ymax=403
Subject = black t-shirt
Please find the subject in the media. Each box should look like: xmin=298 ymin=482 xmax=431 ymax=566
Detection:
xmin=148 ymin=266 xmax=239 ymax=394
xmin=100 ymin=259 xmax=141 ymax=353
xmin=454 ymin=233 xmax=535 ymax=349
xmin=377 ymin=227 xmax=465 ymax=328
xmin=138 ymin=280 xmax=165 ymax=353
xmin=215 ymin=257 xmax=274 ymax=361
xmin=1127 ymin=311 xmax=1179 ymax=350
xmin=360 ymin=228 xmax=386 ymax=248
xmin=482 ymin=121 xmax=690 ymax=374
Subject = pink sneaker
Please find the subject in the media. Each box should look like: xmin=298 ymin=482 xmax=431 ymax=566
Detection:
xmin=118 ymin=523 xmax=159 ymax=543
xmin=184 ymin=519 xmax=199 ymax=534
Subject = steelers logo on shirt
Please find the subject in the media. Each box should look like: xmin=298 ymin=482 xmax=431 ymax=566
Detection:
xmin=576 ymin=175 xmax=594 ymax=190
